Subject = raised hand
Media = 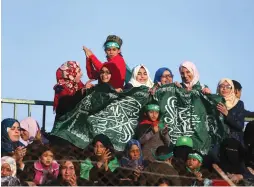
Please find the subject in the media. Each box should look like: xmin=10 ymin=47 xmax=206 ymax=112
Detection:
xmin=83 ymin=46 xmax=93 ymax=58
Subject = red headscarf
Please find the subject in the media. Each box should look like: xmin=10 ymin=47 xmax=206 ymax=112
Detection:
xmin=53 ymin=61 xmax=84 ymax=111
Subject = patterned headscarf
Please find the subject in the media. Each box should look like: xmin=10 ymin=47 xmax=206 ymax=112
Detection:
xmin=53 ymin=61 xmax=85 ymax=111
xmin=1 ymin=156 xmax=17 ymax=177
xmin=216 ymin=78 xmax=239 ymax=110
xmin=179 ymin=61 xmax=200 ymax=89
xmin=1 ymin=118 xmax=21 ymax=153
xmin=128 ymin=64 xmax=154 ymax=88
xmin=19 ymin=117 xmax=39 ymax=146
xmin=154 ymin=67 xmax=174 ymax=84
xmin=120 ymin=139 xmax=144 ymax=169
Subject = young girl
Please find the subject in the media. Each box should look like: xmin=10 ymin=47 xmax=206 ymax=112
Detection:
xmin=125 ymin=64 xmax=154 ymax=89
xmin=33 ymin=145 xmax=59 ymax=185
xmin=135 ymin=103 xmax=170 ymax=161
xmin=84 ymin=35 xmax=127 ymax=90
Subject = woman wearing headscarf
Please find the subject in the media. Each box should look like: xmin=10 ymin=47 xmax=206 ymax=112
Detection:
xmin=80 ymin=134 xmax=120 ymax=185
xmin=1 ymin=156 xmax=21 ymax=186
xmin=118 ymin=139 xmax=149 ymax=185
xmin=1 ymin=118 xmax=27 ymax=163
xmin=216 ymin=78 xmax=245 ymax=144
xmin=154 ymin=67 xmax=174 ymax=86
xmin=218 ymin=138 xmax=254 ymax=185
xmin=19 ymin=117 xmax=42 ymax=146
xmin=124 ymin=64 xmax=154 ymax=89
xmin=53 ymin=61 xmax=92 ymax=118
xmin=176 ymin=61 xmax=211 ymax=94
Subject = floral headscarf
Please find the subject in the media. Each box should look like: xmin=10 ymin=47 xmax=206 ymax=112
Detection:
xmin=216 ymin=78 xmax=239 ymax=110
xmin=53 ymin=61 xmax=85 ymax=111
xmin=1 ymin=156 xmax=17 ymax=177
xmin=128 ymin=64 xmax=154 ymax=88
xmin=179 ymin=61 xmax=200 ymax=89
xmin=19 ymin=117 xmax=39 ymax=146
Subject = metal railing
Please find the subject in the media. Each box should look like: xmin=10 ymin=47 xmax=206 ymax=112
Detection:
xmin=1 ymin=98 xmax=253 ymax=132
xmin=1 ymin=98 xmax=53 ymax=132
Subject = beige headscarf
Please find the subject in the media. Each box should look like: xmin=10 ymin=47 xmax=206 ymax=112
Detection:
xmin=216 ymin=78 xmax=239 ymax=110
xmin=179 ymin=61 xmax=200 ymax=89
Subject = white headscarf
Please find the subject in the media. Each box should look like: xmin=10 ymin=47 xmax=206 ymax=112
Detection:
xmin=216 ymin=78 xmax=239 ymax=110
xmin=128 ymin=64 xmax=154 ymax=88
xmin=19 ymin=117 xmax=39 ymax=146
xmin=1 ymin=156 xmax=17 ymax=177
xmin=179 ymin=61 xmax=200 ymax=89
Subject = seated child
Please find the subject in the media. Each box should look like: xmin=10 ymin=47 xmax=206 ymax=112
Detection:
xmin=33 ymin=145 xmax=59 ymax=185
xmin=135 ymin=103 xmax=170 ymax=161
xmin=182 ymin=150 xmax=218 ymax=186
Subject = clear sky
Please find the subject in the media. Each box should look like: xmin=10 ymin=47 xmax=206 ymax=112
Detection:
xmin=2 ymin=0 xmax=254 ymax=131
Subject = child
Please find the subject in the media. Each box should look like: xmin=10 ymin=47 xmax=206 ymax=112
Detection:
xmin=125 ymin=64 xmax=154 ymax=89
xmin=84 ymin=35 xmax=127 ymax=91
xmin=183 ymin=150 xmax=217 ymax=186
xmin=33 ymin=145 xmax=59 ymax=185
xmin=135 ymin=103 xmax=170 ymax=161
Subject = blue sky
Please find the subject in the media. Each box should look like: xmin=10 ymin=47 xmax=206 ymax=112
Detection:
xmin=2 ymin=0 xmax=254 ymax=131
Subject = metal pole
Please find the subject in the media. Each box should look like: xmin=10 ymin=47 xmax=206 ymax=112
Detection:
xmin=28 ymin=104 xmax=31 ymax=117
xmin=42 ymin=105 xmax=46 ymax=132
xmin=14 ymin=103 xmax=17 ymax=119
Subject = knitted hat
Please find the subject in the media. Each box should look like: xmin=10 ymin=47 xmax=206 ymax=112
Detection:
xmin=104 ymin=35 xmax=123 ymax=48
xmin=176 ymin=136 xmax=193 ymax=148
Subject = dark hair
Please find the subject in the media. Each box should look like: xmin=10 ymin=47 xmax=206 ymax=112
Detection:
xmin=59 ymin=156 xmax=80 ymax=177
xmin=232 ymin=80 xmax=242 ymax=90
xmin=156 ymin=178 xmax=173 ymax=186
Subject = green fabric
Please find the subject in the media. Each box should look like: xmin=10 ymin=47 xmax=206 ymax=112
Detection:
xmin=176 ymin=136 xmax=193 ymax=147
xmin=146 ymin=104 xmax=160 ymax=112
xmin=152 ymin=151 xmax=174 ymax=161
xmin=80 ymin=159 xmax=93 ymax=180
xmin=51 ymin=83 xmax=150 ymax=151
xmin=154 ymin=84 xmax=229 ymax=154
xmin=188 ymin=153 xmax=203 ymax=163
xmin=125 ymin=64 xmax=132 ymax=84
xmin=105 ymin=42 xmax=120 ymax=49
xmin=186 ymin=166 xmax=200 ymax=173
xmin=108 ymin=157 xmax=120 ymax=172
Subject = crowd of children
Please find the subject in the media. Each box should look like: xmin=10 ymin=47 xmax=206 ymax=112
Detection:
xmin=1 ymin=34 xmax=254 ymax=186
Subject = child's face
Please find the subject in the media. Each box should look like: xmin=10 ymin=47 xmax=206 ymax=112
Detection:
xmin=186 ymin=158 xmax=201 ymax=170
xmin=61 ymin=161 xmax=76 ymax=182
xmin=100 ymin=67 xmax=111 ymax=83
xmin=1 ymin=163 xmax=12 ymax=177
xmin=40 ymin=151 xmax=54 ymax=167
xmin=94 ymin=141 xmax=106 ymax=156
xmin=105 ymin=47 xmax=120 ymax=58
xmin=147 ymin=110 xmax=159 ymax=122
xmin=136 ymin=67 xmax=148 ymax=84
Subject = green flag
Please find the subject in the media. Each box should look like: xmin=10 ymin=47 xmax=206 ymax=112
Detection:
xmin=51 ymin=83 xmax=150 ymax=151
xmin=154 ymin=84 xmax=229 ymax=154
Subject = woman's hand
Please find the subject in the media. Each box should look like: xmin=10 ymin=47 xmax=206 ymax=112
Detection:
xmin=13 ymin=146 xmax=26 ymax=161
xmin=83 ymin=46 xmax=93 ymax=58
xmin=133 ymin=167 xmax=141 ymax=181
xmin=68 ymin=174 xmax=77 ymax=186
xmin=98 ymin=149 xmax=112 ymax=171
xmin=202 ymin=87 xmax=211 ymax=94
xmin=217 ymin=102 xmax=228 ymax=116
xmin=174 ymin=81 xmax=182 ymax=88
xmin=115 ymin=88 xmax=123 ymax=93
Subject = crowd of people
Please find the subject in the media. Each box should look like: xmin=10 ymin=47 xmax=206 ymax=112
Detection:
xmin=1 ymin=35 xmax=254 ymax=186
